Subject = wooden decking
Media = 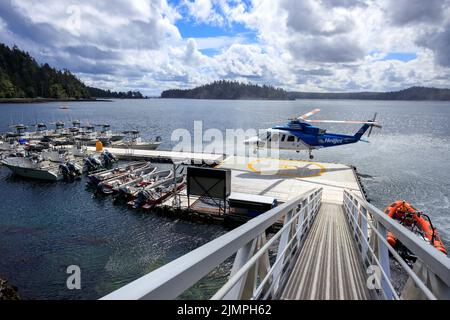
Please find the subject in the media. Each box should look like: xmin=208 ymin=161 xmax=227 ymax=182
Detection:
xmin=281 ymin=202 xmax=371 ymax=300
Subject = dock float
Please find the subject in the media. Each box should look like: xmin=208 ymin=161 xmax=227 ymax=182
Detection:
xmin=87 ymin=146 xmax=225 ymax=164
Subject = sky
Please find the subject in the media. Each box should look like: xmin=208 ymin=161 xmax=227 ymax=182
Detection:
xmin=0 ymin=0 xmax=449 ymax=95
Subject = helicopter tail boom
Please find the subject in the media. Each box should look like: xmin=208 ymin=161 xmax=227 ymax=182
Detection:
xmin=354 ymin=123 xmax=371 ymax=140
xmin=354 ymin=113 xmax=381 ymax=140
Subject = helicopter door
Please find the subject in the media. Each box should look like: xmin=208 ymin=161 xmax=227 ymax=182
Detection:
xmin=268 ymin=133 xmax=279 ymax=148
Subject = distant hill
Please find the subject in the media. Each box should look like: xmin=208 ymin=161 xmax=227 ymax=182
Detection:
xmin=288 ymin=86 xmax=450 ymax=101
xmin=0 ymin=43 xmax=143 ymax=100
xmin=161 ymin=80 xmax=289 ymax=100
xmin=87 ymin=87 xmax=144 ymax=99
xmin=161 ymin=80 xmax=450 ymax=101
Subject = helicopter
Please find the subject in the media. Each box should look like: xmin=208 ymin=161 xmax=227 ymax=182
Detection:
xmin=244 ymin=108 xmax=382 ymax=159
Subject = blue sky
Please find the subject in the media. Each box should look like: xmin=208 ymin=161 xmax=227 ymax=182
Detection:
xmin=0 ymin=0 xmax=448 ymax=95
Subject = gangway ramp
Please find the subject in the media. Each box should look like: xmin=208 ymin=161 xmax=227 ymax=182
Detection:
xmin=281 ymin=202 xmax=371 ymax=300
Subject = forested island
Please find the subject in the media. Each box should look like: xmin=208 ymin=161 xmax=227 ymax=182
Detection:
xmin=288 ymin=86 xmax=450 ymax=100
xmin=162 ymin=81 xmax=450 ymax=101
xmin=161 ymin=80 xmax=289 ymax=100
xmin=0 ymin=43 xmax=144 ymax=102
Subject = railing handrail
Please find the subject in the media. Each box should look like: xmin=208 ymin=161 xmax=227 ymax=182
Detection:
xmin=101 ymin=188 xmax=321 ymax=300
xmin=345 ymin=190 xmax=450 ymax=287
xmin=211 ymin=189 xmax=322 ymax=300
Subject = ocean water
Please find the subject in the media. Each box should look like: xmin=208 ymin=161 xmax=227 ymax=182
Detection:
xmin=0 ymin=98 xmax=449 ymax=299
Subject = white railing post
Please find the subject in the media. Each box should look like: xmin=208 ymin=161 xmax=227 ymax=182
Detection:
xmin=223 ymin=239 xmax=258 ymax=299
xmin=376 ymin=221 xmax=393 ymax=299
xmin=360 ymin=206 xmax=369 ymax=264
xmin=272 ymin=208 xmax=294 ymax=295
xmin=295 ymin=203 xmax=304 ymax=244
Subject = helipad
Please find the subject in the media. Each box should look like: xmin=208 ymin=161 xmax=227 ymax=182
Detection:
xmin=216 ymin=156 xmax=363 ymax=203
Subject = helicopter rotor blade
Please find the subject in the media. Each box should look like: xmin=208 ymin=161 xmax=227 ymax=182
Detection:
xmin=367 ymin=112 xmax=378 ymax=137
xmin=298 ymin=108 xmax=321 ymax=120
xmin=305 ymin=119 xmax=381 ymax=125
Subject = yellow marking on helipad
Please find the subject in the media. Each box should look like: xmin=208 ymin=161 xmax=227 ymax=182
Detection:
xmin=246 ymin=158 xmax=326 ymax=178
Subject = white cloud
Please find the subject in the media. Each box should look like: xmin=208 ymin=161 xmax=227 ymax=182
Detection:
xmin=184 ymin=0 xmax=223 ymax=25
xmin=0 ymin=0 xmax=449 ymax=95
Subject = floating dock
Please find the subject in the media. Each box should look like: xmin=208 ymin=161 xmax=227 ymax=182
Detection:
xmin=87 ymin=146 xmax=224 ymax=164
xmin=92 ymin=147 xmax=364 ymax=217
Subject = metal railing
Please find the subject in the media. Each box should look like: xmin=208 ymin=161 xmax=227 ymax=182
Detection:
xmin=343 ymin=190 xmax=450 ymax=300
xmin=101 ymin=188 xmax=322 ymax=300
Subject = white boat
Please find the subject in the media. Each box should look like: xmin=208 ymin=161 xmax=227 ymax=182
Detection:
xmin=1 ymin=155 xmax=62 ymax=181
xmin=96 ymin=124 xmax=125 ymax=143
xmin=112 ymin=130 xmax=161 ymax=150
xmin=0 ymin=139 xmax=18 ymax=151
xmin=87 ymin=161 xmax=148 ymax=185
xmin=96 ymin=163 xmax=156 ymax=195
xmin=113 ymin=169 xmax=173 ymax=202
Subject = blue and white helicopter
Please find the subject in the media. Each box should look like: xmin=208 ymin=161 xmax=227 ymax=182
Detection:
xmin=245 ymin=108 xmax=381 ymax=159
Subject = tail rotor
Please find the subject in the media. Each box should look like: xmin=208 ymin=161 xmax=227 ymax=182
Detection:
xmin=367 ymin=112 xmax=382 ymax=137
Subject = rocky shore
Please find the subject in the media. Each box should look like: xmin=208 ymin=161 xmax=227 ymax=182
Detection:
xmin=0 ymin=97 xmax=111 ymax=104
xmin=0 ymin=278 xmax=20 ymax=300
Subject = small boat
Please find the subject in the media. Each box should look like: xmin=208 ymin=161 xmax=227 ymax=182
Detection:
xmin=96 ymin=163 xmax=156 ymax=195
xmin=96 ymin=124 xmax=125 ymax=145
xmin=112 ymin=130 xmax=161 ymax=150
xmin=113 ymin=169 xmax=173 ymax=203
xmin=128 ymin=175 xmax=185 ymax=209
xmin=1 ymin=154 xmax=62 ymax=181
xmin=384 ymin=201 xmax=447 ymax=255
xmin=87 ymin=161 xmax=148 ymax=185
xmin=0 ymin=138 xmax=19 ymax=151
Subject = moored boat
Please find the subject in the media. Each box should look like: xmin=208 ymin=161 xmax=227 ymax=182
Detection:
xmin=112 ymin=130 xmax=161 ymax=150
xmin=128 ymin=175 xmax=185 ymax=209
xmin=87 ymin=161 xmax=148 ymax=185
xmin=112 ymin=169 xmax=173 ymax=203
xmin=96 ymin=163 xmax=156 ymax=195
xmin=1 ymin=155 xmax=62 ymax=181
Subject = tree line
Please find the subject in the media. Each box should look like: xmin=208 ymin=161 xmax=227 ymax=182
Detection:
xmin=161 ymin=80 xmax=290 ymax=100
xmin=0 ymin=43 xmax=144 ymax=100
xmin=288 ymin=86 xmax=450 ymax=100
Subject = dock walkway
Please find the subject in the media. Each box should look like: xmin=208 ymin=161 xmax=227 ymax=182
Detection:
xmin=281 ymin=202 xmax=371 ymax=300
xmin=87 ymin=146 xmax=224 ymax=164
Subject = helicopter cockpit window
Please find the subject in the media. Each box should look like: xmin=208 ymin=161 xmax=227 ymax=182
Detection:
xmin=319 ymin=129 xmax=327 ymax=134
xmin=258 ymin=131 xmax=270 ymax=141
xmin=287 ymin=135 xmax=295 ymax=142
xmin=270 ymin=133 xmax=279 ymax=142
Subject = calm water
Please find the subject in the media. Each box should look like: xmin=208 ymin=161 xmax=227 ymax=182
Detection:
xmin=1 ymin=98 xmax=450 ymax=299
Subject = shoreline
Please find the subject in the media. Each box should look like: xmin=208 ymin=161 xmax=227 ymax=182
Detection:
xmin=0 ymin=97 xmax=113 ymax=104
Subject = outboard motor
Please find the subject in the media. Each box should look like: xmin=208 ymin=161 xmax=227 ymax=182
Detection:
xmin=101 ymin=150 xmax=117 ymax=167
xmin=67 ymin=161 xmax=82 ymax=177
xmin=59 ymin=163 xmax=73 ymax=180
xmin=90 ymin=156 xmax=102 ymax=168
xmin=84 ymin=156 xmax=101 ymax=172
xmin=133 ymin=190 xmax=150 ymax=209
